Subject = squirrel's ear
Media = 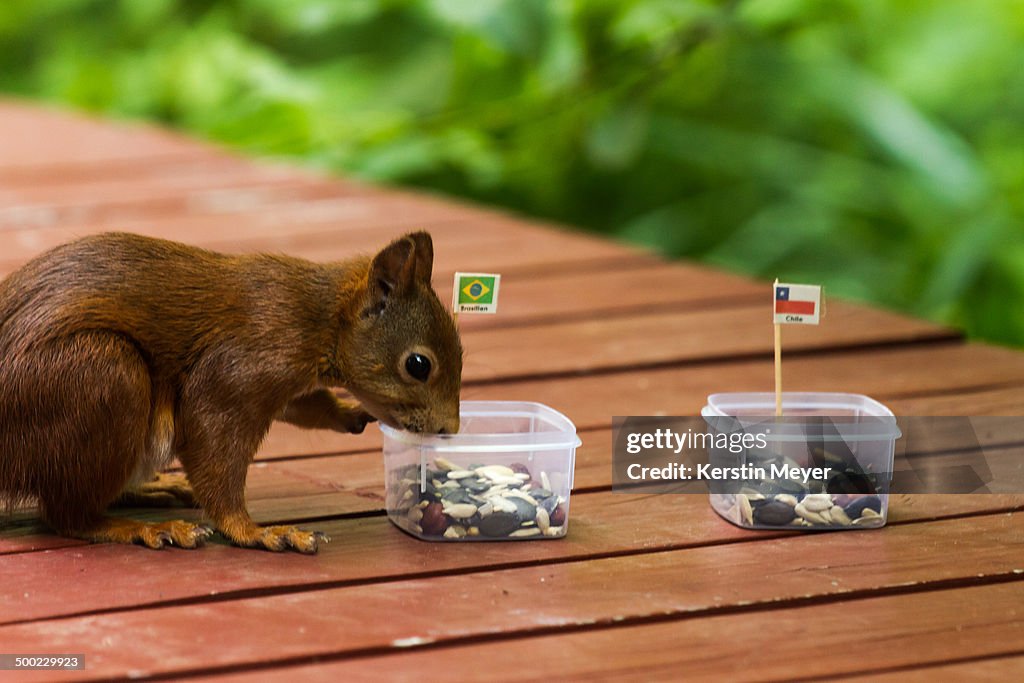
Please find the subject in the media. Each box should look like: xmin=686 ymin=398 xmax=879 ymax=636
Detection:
xmin=406 ymin=231 xmax=434 ymax=283
xmin=369 ymin=235 xmax=414 ymax=305
xmin=368 ymin=232 xmax=433 ymax=307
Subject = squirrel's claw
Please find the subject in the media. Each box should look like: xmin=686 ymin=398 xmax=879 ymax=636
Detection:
xmin=252 ymin=525 xmax=328 ymax=554
xmin=125 ymin=520 xmax=213 ymax=550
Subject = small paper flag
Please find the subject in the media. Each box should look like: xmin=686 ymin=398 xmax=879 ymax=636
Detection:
xmin=774 ymin=282 xmax=821 ymax=325
xmin=453 ymin=272 xmax=501 ymax=314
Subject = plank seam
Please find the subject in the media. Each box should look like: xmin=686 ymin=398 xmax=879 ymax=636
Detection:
xmin=814 ymin=649 xmax=1024 ymax=682
xmin=879 ymin=379 xmax=1024 ymax=403
xmin=0 ymin=151 xmax=227 ymax=184
xmin=74 ymin=573 xmax=1024 ymax=683
xmin=3 ymin=479 xmax=1021 ymax=559
xmin=4 ymin=506 xmax=1020 ymax=627
xmin=455 ymin=293 xmax=769 ymax=331
xmin=463 ymin=335 xmax=965 ymax=387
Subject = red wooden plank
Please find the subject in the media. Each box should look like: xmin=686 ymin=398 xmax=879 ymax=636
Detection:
xmin=0 ymin=176 xmax=379 ymax=233
xmin=0 ymin=514 xmax=1019 ymax=679
xmin=0 ymin=157 xmax=311 ymax=205
xmin=0 ymin=150 xmax=221 ymax=186
xmin=7 ymin=383 xmax=1024 ymax=556
xmin=889 ymin=384 xmax=1024 ymax=415
xmin=3 ymin=479 xmax=1021 ymax=623
xmin=233 ymin=343 xmax=1024 ymax=463
xmin=843 ymin=655 xmax=1024 ymax=681
xmin=0 ymin=187 xmax=435 ymax=240
xmin=452 ymin=261 xmax=766 ymax=329
xmin=5 ymin=396 xmax=1023 ymax=555
xmin=0 ymin=253 xmax=953 ymax=395
xmin=0 ymin=100 xmax=214 ymax=170
xmin=5 ymin=343 xmax=1018 ymax=554
xmin=0 ymin=492 xmax=763 ymax=622
xmin=239 ymin=438 xmax=1024 ymax=507
xmin=457 ymin=300 xmax=954 ymax=383
xmin=3 ymin=98 xmax=1023 ymax=683
xmin=204 ymin=582 xmax=1024 ymax=683
xmin=0 ymin=172 xmax=505 ymax=239
xmin=458 ymin=342 xmax=1024 ymax=420
xmin=0 ymin=221 xmax=653 ymax=288
xmin=0 ymin=215 xmax=762 ymax=336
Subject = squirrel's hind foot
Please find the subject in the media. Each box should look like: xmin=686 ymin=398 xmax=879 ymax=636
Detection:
xmin=73 ymin=518 xmax=214 ymax=550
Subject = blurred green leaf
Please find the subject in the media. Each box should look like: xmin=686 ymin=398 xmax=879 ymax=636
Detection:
xmin=1 ymin=0 xmax=1023 ymax=346
xmin=585 ymin=102 xmax=649 ymax=170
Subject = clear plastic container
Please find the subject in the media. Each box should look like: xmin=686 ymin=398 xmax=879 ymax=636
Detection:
xmin=381 ymin=401 xmax=580 ymax=541
xmin=701 ymin=393 xmax=900 ymax=531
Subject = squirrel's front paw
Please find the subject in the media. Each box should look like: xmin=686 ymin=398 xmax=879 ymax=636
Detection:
xmin=341 ymin=407 xmax=377 ymax=434
xmin=252 ymin=525 xmax=330 ymax=554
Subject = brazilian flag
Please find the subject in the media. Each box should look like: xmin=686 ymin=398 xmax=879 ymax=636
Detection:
xmin=453 ymin=272 xmax=501 ymax=314
xmin=458 ymin=276 xmax=495 ymax=305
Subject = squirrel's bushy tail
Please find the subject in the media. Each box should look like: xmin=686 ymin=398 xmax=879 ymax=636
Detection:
xmin=0 ymin=398 xmax=36 ymax=522
xmin=0 ymin=280 xmax=35 ymax=521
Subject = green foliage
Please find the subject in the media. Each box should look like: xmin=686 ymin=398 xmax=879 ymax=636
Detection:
xmin=2 ymin=0 xmax=1023 ymax=345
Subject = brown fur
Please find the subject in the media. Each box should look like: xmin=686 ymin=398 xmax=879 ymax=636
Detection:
xmin=0 ymin=231 xmax=462 ymax=553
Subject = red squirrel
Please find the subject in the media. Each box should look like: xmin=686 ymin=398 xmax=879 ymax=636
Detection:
xmin=0 ymin=231 xmax=462 ymax=553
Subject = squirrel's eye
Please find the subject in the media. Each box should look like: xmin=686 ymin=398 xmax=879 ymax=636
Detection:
xmin=405 ymin=353 xmax=431 ymax=382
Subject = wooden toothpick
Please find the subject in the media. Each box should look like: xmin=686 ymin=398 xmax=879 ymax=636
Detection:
xmin=774 ymin=321 xmax=782 ymax=417
xmin=773 ymin=278 xmax=782 ymax=417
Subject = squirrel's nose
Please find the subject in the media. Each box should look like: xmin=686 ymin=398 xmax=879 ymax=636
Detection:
xmin=438 ymin=415 xmax=460 ymax=436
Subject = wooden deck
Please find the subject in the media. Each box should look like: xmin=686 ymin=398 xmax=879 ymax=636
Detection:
xmin=1 ymin=100 xmax=1022 ymax=681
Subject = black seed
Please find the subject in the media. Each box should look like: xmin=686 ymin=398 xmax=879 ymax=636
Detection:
xmin=461 ymin=478 xmax=491 ymax=494
xmin=478 ymin=512 xmax=519 ymax=537
xmin=441 ymin=489 xmax=475 ymax=505
xmin=752 ymin=501 xmax=796 ymax=526
xmin=843 ymin=495 xmax=882 ymax=518
xmin=507 ymin=497 xmax=536 ymax=523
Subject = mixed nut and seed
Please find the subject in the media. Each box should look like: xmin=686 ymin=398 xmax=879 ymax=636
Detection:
xmin=714 ymin=444 xmax=886 ymax=529
xmin=721 ymin=490 xmax=884 ymax=529
xmin=388 ymin=456 xmax=568 ymax=540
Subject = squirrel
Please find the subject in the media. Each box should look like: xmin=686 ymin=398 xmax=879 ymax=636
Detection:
xmin=0 ymin=231 xmax=462 ymax=554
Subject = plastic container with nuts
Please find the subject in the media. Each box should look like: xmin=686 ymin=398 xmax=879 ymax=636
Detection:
xmin=702 ymin=392 xmax=900 ymax=531
xmin=381 ymin=401 xmax=580 ymax=541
